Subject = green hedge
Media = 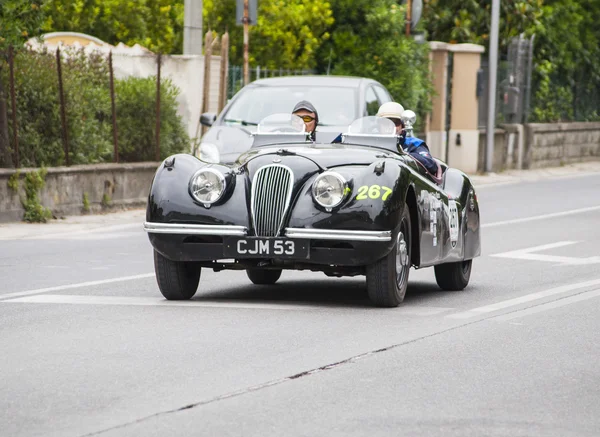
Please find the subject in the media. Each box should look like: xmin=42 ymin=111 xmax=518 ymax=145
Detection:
xmin=0 ymin=47 xmax=188 ymax=168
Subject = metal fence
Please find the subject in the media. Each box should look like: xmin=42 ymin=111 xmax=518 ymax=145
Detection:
xmin=478 ymin=33 xmax=599 ymax=126
xmin=478 ymin=34 xmax=535 ymax=128
xmin=227 ymin=65 xmax=316 ymax=99
xmin=0 ymin=46 xmax=169 ymax=169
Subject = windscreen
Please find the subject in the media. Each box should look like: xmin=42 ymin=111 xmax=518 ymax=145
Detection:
xmin=223 ymin=85 xmax=357 ymax=128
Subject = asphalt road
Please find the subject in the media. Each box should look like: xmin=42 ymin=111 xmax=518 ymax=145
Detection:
xmin=1 ymin=166 xmax=599 ymax=437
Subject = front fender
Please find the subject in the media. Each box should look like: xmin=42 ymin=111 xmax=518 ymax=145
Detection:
xmin=287 ymin=159 xmax=411 ymax=233
xmin=146 ymin=153 xmax=250 ymax=227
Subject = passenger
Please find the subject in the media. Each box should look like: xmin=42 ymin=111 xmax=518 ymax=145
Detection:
xmin=292 ymin=100 xmax=318 ymax=142
xmin=376 ymin=102 xmax=439 ymax=176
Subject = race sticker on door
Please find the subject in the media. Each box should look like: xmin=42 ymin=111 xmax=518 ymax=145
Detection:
xmin=449 ymin=200 xmax=459 ymax=247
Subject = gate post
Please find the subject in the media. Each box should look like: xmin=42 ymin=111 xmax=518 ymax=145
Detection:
xmin=447 ymin=43 xmax=485 ymax=174
xmin=425 ymin=42 xmax=450 ymax=162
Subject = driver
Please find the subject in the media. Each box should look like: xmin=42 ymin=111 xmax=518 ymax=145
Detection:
xmin=292 ymin=100 xmax=318 ymax=142
xmin=376 ymin=102 xmax=439 ymax=176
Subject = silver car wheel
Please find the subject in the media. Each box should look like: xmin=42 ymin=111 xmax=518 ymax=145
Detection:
xmin=395 ymin=231 xmax=409 ymax=290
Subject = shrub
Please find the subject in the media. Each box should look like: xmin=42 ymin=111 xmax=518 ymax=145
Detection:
xmin=115 ymin=76 xmax=188 ymax=162
xmin=0 ymin=47 xmax=188 ymax=167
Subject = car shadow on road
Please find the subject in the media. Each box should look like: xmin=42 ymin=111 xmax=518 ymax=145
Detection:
xmin=193 ymin=277 xmax=451 ymax=309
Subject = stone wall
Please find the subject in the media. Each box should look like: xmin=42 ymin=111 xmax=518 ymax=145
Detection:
xmin=477 ymin=122 xmax=600 ymax=172
xmin=0 ymin=163 xmax=158 ymax=223
xmin=525 ymin=122 xmax=600 ymax=169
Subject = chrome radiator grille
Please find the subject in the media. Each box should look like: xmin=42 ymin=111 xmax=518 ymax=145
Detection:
xmin=251 ymin=164 xmax=294 ymax=237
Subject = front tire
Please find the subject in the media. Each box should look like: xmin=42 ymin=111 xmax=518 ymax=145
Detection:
xmin=246 ymin=268 xmax=282 ymax=285
xmin=366 ymin=206 xmax=411 ymax=307
xmin=434 ymin=260 xmax=472 ymax=291
xmin=154 ymin=250 xmax=201 ymax=300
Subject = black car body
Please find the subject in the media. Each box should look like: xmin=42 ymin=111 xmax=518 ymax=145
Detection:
xmin=144 ymin=115 xmax=481 ymax=307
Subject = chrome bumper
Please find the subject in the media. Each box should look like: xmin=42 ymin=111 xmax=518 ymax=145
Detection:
xmin=143 ymin=222 xmax=392 ymax=242
xmin=143 ymin=222 xmax=247 ymax=236
xmin=284 ymin=228 xmax=391 ymax=241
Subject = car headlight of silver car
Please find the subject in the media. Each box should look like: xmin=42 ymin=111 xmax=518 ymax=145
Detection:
xmin=312 ymin=171 xmax=348 ymax=209
xmin=189 ymin=168 xmax=226 ymax=205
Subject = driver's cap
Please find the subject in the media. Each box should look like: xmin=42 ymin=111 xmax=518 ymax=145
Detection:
xmin=376 ymin=102 xmax=405 ymax=121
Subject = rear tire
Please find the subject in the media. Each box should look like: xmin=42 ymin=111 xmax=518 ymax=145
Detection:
xmin=246 ymin=269 xmax=282 ymax=285
xmin=434 ymin=260 xmax=472 ymax=291
xmin=154 ymin=250 xmax=201 ymax=300
xmin=366 ymin=206 xmax=411 ymax=307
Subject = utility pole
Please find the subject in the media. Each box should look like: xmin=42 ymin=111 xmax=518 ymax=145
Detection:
xmin=405 ymin=0 xmax=413 ymax=36
xmin=486 ymin=0 xmax=500 ymax=172
xmin=243 ymin=0 xmax=250 ymax=85
xmin=184 ymin=0 xmax=203 ymax=55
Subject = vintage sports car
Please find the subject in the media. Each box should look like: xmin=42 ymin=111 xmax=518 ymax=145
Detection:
xmin=144 ymin=113 xmax=481 ymax=307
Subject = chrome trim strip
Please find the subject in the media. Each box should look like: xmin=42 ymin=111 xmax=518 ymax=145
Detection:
xmin=285 ymin=228 xmax=392 ymax=241
xmin=143 ymin=222 xmax=247 ymax=236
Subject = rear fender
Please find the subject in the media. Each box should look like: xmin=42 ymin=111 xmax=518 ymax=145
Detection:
xmin=443 ymin=168 xmax=481 ymax=260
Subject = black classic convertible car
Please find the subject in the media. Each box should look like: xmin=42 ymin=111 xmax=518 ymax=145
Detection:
xmin=144 ymin=113 xmax=481 ymax=307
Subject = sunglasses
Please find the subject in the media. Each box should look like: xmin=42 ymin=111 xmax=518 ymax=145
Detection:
xmin=298 ymin=115 xmax=315 ymax=123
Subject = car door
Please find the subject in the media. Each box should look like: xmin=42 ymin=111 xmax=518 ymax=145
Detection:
xmin=406 ymin=164 xmax=452 ymax=266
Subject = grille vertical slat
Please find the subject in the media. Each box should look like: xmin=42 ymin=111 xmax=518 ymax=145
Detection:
xmin=256 ymin=170 xmax=267 ymax=235
xmin=251 ymin=164 xmax=294 ymax=237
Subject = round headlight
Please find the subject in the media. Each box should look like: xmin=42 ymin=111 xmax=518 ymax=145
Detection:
xmin=312 ymin=171 xmax=347 ymax=208
xmin=190 ymin=168 xmax=226 ymax=204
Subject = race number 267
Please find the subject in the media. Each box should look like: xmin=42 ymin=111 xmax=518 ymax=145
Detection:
xmin=356 ymin=185 xmax=393 ymax=201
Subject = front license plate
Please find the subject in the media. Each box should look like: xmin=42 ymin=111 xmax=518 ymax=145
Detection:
xmin=223 ymin=237 xmax=310 ymax=259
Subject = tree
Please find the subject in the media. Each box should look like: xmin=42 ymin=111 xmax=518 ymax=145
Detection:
xmin=423 ymin=0 xmax=543 ymax=52
xmin=41 ymin=0 xmax=184 ymax=54
xmin=316 ymin=0 xmax=433 ymax=117
xmin=530 ymin=0 xmax=600 ymax=121
xmin=422 ymin=0 xmax=600 ymax=122
xmin=203 ymin=0 xmax=334 ymax=69
xmin=0 ymin=0 xmax=47 ymax=50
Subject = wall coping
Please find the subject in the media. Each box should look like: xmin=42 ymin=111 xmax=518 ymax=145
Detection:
xmin=0 ymin=161 xmax=160 ymax=177
xmin=448 ymin=43 xmax=485 ymax=54
xmin=526 ymin=122 xmax=600 ymax=133
xmin=429 ymin=41 xmax=450 ymax=51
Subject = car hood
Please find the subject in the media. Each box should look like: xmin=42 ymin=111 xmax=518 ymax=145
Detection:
xmin=231 ymin=143 xmax=396 ymax=169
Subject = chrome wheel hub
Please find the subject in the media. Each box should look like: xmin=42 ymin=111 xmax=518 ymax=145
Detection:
xmin=395 ymin=231 xmax=409 ymax=288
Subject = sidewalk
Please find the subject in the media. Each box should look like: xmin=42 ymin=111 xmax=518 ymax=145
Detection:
xmin=0 ymin=208 xmax=146 ymax=240
xmin=1 ymin=160 xmax=599 ymax=239
xmin=469 ymin=160 xmax=600 ymax=187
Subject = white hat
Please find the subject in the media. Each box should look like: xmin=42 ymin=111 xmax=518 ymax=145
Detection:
xmin=376 ymin=102 xmax=405 ymax=120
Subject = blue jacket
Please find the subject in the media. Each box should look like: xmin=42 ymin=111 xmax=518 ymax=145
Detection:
xmin=330 ymin=133 xmax=438 ymax=176
xmin=401 ymin=136 xmax=439 ymax=175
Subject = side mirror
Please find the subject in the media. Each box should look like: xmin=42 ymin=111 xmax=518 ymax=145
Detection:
xmin=200 ymin=112 xmax=217 ymax=127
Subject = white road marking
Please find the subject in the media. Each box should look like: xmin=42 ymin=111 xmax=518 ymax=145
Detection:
xmin=495 ymin=288 xmax=600 ymax=321
xmin=447 ymin=278 xmax=600 ymax=319
xmin=482 ymin=205 xmax=600 ymax=228
xmin=1 ymin=294 xmax=454 ymax=315
xmin=490 ymin=241 xmax=600 ymax=265
xmin=0 ymin=273 xmax=155 ymax=301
